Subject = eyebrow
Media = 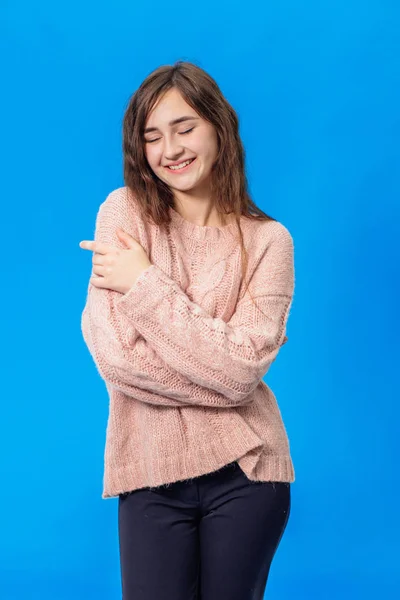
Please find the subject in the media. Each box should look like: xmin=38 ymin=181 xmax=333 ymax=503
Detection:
xmin=144 ymin=116 xmax=199 ymax=134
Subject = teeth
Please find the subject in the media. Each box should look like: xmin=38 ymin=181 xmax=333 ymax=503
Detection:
xmin=168 ymin=159 xmax=193 ymax=170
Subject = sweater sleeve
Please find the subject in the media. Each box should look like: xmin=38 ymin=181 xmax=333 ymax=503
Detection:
xmin=80 ymin=190 xmax=257 ymax=408
xmin=81 ymin=281 xmax=252 ymax=408
xmin=115 ymin=223 xmax=295 ymax=405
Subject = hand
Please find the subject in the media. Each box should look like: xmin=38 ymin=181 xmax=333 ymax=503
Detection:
xmin=79 ymin=228 xmax=152 ymax=294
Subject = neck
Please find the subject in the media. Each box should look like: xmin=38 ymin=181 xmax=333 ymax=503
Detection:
xmin=172 ymin=194 xmax=234 ymax=228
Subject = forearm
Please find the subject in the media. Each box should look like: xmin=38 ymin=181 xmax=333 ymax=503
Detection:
xmin=81 ymin=289 xmax=253 ymax=408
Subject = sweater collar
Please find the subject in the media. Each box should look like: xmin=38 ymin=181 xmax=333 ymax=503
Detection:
xmin=168 ymin=204 xmax=241 ymax=242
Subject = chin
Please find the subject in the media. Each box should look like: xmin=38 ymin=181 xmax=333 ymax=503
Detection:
xmin=174 ymin=185 xmax=203 ymax=195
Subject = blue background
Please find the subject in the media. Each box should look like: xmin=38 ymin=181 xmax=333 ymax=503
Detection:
xmin=1 ymin=1 xmax=399 ymax=598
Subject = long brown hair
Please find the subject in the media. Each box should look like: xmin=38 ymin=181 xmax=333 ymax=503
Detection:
xmin=122 ymin=60 xmax=276 ymax=304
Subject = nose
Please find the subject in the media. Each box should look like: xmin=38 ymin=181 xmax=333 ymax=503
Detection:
xmin=163 ymin=134 xmax=185 ymax=161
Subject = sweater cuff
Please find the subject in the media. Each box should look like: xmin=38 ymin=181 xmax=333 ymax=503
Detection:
xmin=115 ymin=263 xmax=167 ymax=318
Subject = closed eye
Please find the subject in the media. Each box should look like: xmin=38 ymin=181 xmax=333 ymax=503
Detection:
xmin=145 ymin=127 xmax=194 ymax=144
xmin=179 ymin=127 xmax=194 ymax=135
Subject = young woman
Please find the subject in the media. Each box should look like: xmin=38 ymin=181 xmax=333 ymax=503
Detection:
xmin=80 ymin=60 xmax=295 ymax=600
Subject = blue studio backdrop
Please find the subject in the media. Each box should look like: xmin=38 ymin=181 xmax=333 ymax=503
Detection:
xmin=1 ymin=1 xmax=398 ymax=598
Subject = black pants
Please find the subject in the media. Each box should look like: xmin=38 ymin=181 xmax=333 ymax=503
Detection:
xmin=118 ymin=461 xmax=291 ymax=600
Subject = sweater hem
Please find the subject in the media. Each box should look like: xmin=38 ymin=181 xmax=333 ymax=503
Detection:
xmin=101 ymin=428 xmax=294 ymax=499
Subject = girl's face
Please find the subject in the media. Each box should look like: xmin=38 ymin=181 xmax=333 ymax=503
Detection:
xmin=143 ymin=87 xmax=218 ymax=200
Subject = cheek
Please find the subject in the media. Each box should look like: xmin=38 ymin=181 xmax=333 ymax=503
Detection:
xmin=145 ymin=147 xmax=159 ymax=171
xmin=195 ymin=131 xmax=218 ymax=162
xmin=201 ymin=141 xmax=218 ymax=164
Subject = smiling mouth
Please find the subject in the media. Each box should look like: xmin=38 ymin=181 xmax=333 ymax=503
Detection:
xmin=164 ymin=158 xmax=196 ymax=172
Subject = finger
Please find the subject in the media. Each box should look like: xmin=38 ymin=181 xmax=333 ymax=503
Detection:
xmin=92 ymin=253 xmax=105 ymax=265
xmin=90 ymin=275 xmax=106 ymax=287
xmin=92 ymin=264 xmax=107 ymax=277
xmin=79 ymin=240 xmax=113 ymax=255
xmin=116 ymin=229 xmax=136 ymax=247
xmin=79 ymin=240 xmax=95 ymax=251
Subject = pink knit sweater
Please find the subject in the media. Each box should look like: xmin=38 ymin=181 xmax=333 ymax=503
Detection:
xmin=81 ymin=186 xmax=295 ymax=498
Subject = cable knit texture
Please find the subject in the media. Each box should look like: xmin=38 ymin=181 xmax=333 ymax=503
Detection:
xmin=81 ymin=186 xmax=296 ymax=498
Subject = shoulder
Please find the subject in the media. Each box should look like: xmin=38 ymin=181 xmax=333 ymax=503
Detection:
xmin=247 ymin=217 xmax=294 ymax=255
xmin=98 ymin=185 xmax=138 ymax=216
xmin=95 ymin=186 xmax=145 ymax=232
xmin=267 ymin=220 xmax=294 ymax=250
xmin=92 ymin=186 xmax=147 ymax=243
